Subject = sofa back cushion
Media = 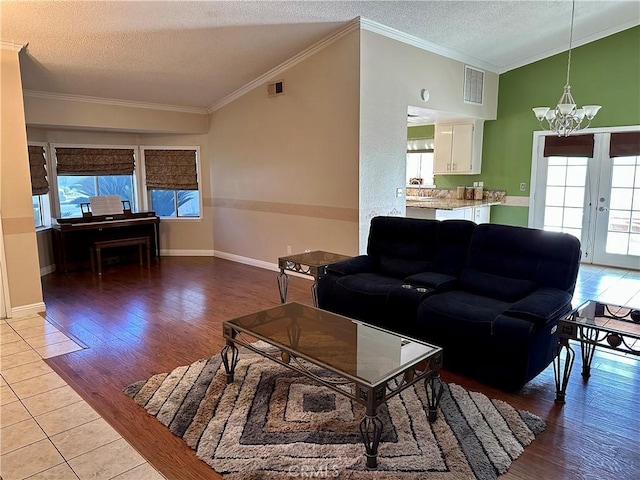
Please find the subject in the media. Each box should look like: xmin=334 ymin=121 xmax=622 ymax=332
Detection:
xmin=461 ymin=223 xmax=581 ymax=299
xmin=367 ymin=216 xmax=439 ymax=278
xmin=433 ymin=220 xmax=476 ymax=277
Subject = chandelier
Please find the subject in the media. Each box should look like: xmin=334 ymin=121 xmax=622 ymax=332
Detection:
xmin=532 ymin=0 xmax=601 ymax=137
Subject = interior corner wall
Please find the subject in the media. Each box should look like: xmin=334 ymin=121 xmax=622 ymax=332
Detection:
xmin=359 ymin=30 xmax=499 ymax=251
xmin=209 ymin=30 xmax=361 ymax=265
xmin=1 ymin=48 xmax=45 ymax=315
xmin=437 ymin=26 xmax=640 ymax=227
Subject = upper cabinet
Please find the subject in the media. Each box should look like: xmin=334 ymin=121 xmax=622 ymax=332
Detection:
xmin=434 ymin=120 xmax=484 ymax=174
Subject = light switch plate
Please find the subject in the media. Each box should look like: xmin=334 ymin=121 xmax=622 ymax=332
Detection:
xmin=396 ymin=188 xmax=403 ymax=198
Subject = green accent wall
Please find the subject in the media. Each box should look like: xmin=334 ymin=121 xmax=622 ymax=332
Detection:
xmin=437 ymin=26 xmax=640 ymax=226
xmin=407 ymin=125 xmax=434 ymax=139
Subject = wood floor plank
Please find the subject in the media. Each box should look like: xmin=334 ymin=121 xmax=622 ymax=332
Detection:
xmin=41 ymin=257 xmax=640 ymax=480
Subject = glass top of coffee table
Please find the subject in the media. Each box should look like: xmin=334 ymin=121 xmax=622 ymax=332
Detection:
xmin=567 ymin=300 xmax=640 ymax=337
xmin=224 ymin=302 xmax=441 ymax=386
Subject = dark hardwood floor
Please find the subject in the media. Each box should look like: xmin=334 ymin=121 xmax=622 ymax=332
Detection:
xmin=41 ymin=257 xmax=640 ymax=480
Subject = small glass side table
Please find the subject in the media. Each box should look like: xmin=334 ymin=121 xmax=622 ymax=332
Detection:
xmin=554 ymin=300 xmax=640 ymax=403
xmin=277 ymin=250 xmax=351 ymax=306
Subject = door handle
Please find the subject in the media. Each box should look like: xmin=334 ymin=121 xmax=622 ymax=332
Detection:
xmin=598 ymin=206 xmax=608 ymax=212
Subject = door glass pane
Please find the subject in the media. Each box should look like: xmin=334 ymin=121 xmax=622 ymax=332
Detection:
xmin=547 ymin=164 xmax=567 ymax=185
xmin=606 ymin=232 xmax=629 ymax=254
xmin=563 ymin=208 xmax=583 ymax=229
xmin=546 ymin=186 xmax=565 ymax=206
xmin=605 ymin=155 xmax=640 ymax=256
xmin=543 ymin=157 xmax=587 ymax=239
xmin=566 ymin=164 xmax=587 ymax=186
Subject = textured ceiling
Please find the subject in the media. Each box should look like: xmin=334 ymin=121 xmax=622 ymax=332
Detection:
xmin=2 ymin=1 xmax=638 ymax=111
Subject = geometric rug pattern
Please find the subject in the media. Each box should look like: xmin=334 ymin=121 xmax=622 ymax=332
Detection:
xmin=124 ymin=352 xmax=545 ymax=480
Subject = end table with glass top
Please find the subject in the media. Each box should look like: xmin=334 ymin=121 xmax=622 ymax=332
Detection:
xmin=277 ymin=250 xmax=351 ymax=306
xmin=554 ymin=300 xmax=640 ymax=403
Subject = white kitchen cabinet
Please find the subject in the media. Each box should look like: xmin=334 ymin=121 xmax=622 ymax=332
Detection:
xmin=434 ymin=120 xmax=484 ymax=174
xmin=473 ymin=206 xmax=490 ymax=224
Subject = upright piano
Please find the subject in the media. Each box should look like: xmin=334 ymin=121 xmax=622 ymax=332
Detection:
xmin=52 ymin=211 xmax=160 ymax=273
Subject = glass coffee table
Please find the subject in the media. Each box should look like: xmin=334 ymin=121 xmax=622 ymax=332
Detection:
xmin=277 ymin=250 xmax=351 ymax=306
xmin=221 ymin=302 xmax=444 ymax=468
xmin=554 ymin=300 xmax=640 ymax=402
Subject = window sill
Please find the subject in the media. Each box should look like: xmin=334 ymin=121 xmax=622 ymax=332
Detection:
xmin=35 ymin=226 xmax=53 ymax=233
xmin=158 ymin=216 xmax=202 ymax=222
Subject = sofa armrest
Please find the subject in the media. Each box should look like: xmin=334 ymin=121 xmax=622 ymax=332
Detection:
xmin=324 ymin=255 xmax=378 ymax=276
xmin=404 ymin=271 xmax=458 ymax=290
xmin=503 ymin=287 xmax=573 ymax=325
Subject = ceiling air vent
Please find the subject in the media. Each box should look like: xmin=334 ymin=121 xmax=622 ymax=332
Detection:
xmin=267 ymin=79 xmax=284 ymax=97
xmin=464 ymin=66 xmax=484 ymax=105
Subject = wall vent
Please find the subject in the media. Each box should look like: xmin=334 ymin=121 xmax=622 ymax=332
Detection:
xmin=464 ymin=66 xmax=484 ymax=105
xmin=267 ymin=79 xmax=285 ymax=97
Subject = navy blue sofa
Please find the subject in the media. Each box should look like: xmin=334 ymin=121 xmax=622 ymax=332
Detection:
xmin=317 ymin=216 xmax=581 ymax=390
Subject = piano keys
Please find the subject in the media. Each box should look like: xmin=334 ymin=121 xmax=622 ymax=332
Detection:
xmin=52 ymin=211 xmax=160 ymax=273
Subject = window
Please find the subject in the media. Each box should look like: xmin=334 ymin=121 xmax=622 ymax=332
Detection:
xmin=406 ymin=138 xmax=435 ymax=187
xmin=28 ymin=144 xmax=51 ymax=228
xmin=57 ymin=175 xmax=134 ymax=218
xmin=143 ymin=148 xmax=200 ymax=218
xmin=53 ymin=146 xmax=136 ymax=218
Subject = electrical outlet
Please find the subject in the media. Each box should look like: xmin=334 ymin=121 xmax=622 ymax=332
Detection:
xmin=520 ymin=182 xmax=526 ymax=191
xmin=287 ymin=245 xmax=292 ymax=254
xmin=396 ymin=187 xmax=403 ymax=198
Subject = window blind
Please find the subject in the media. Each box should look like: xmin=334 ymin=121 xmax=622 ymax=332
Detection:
xmin=610 ymin=132 xmax=640 ymax=157
xmin=543 ymin=134 xmax=594 ymax=157
xmin=55 ymin=148 xmax=135 ymax=175
xmin=144 ymin=149 xmax=198 ymax=190
xmin=29 ymin=145 xmax=49 ymax=195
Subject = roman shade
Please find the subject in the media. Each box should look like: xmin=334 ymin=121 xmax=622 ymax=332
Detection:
xmin=144 ymin=149 xmax=198 ymax=190
xmin=55 ymin=148 xmax=135 ymax=175
xmin=610 ymin=132 xmax=640 ymax=157
xmin=29 ymin=145 xmax=49 ymax=195
xmin=543 ymin=134 xmax=594 ymax=157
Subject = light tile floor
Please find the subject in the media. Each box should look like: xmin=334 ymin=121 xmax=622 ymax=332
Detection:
xmin=0 ymin=315 xmax=165 ymax=480
xmin=1 ymin=263 xmax=638 ymax=479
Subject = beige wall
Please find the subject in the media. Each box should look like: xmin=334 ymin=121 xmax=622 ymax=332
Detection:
xmin=24 ymin=95 xmax=209 ymax=134
xmin=1 ymin=48 xmax=45 ymax=315
xmin=209 ymin=30 xmax=361 ymax=264
xmin=358 ymin=30 xmax=499 ymax=250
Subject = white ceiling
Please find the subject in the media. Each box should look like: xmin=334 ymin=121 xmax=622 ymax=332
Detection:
xmin=2 ymin=1 xmax=638 ymax=113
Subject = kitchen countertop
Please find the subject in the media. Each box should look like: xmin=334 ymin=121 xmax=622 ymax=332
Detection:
xmin=406 ymin=197 xmax=503 ymax=211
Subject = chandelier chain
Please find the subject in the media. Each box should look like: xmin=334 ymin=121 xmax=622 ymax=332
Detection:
xmin=565 ymin=0 xmax=575 ymax=87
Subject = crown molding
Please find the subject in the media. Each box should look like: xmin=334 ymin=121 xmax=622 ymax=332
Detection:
xmin=1 ymin=41 xmax=26 ymax=52
xmin=22 ymin=90 xmax=209 ymax=115
xmin=499 ymin=20 xmax=640 ymax=74
xmin=359 ymin=18 xmax=500 ymax=74
xmin=207 ymin=18 xmax=361 ymax=113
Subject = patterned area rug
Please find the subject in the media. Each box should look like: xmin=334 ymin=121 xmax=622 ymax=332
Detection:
xmin=124 ymin=351 xmax=545 ymax=479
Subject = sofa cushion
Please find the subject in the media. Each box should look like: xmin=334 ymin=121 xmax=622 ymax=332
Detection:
xmin=465 ymin=223 xmax=581 ymax=293
xmin=367 ymin=216 xmax=440 ymax=278
xmin=460 ymin=269 xmax=537 ymax=302
xmin=417 ymin=290 xmax=514 ymax=338
xmin=404 ymin=271 xmax=457 ymax=290
xmin=379 ymin=256 xmax=432 ymax=279
xmin=433 ymin=220 xmax=476 ymax=277
xmin=325 ymin=255 xmax=377 ymax=276
xmin=328 ymin=273 xmax=406 ymax=325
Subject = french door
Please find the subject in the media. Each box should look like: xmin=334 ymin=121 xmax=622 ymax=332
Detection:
xmin=530 ymin=129 xmax=640 ymax=270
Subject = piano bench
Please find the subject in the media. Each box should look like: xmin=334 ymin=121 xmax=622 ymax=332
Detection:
xmin=91 ymin=236 xmax=151 ymax=275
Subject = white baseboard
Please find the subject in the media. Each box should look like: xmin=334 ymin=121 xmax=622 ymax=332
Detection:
xmin=40 ymin=264 xmax=56 ymax=276
xmin=11 ymin=302 xmax=46 ymax=318
xmin=159 ymin=249 xmax=215 ymax=256
xmin=213 ymin=250 xmax=312 ymax=280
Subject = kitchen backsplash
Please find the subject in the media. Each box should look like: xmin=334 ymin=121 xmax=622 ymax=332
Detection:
xmin=406 ymin=187 xmax=507 ymax=203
